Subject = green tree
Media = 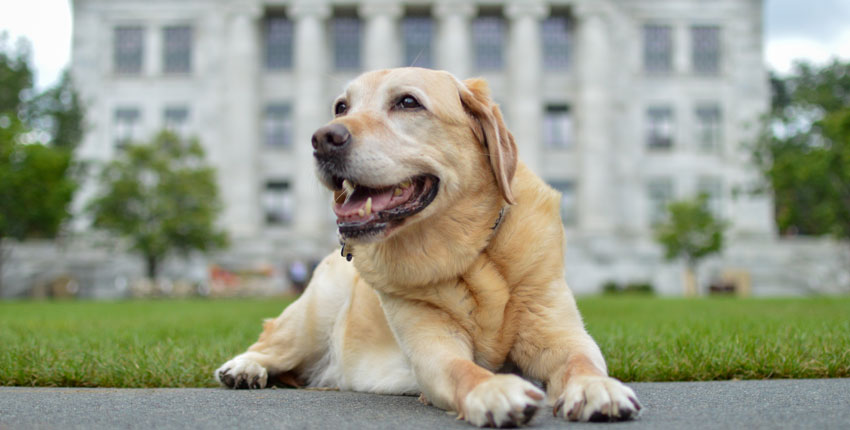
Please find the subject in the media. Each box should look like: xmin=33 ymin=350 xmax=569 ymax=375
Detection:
xmin=754 ymin=60 xmax=850 ymax=237
xmin=654 ymin=195 xmax=728 ymax=296
xmin=26 ymin=70 xmax=85 ymax=150
xmin=0 ymin=33 xmax=33 ymax=114
xmin=0 ymin=34 xmax=79 ymax=297
xmin=88 ymin=130 xmax=228 ymax=279
xmin=1 ymin=33 xmax=85 ymax=150
xmin=0 ymin=114 xmax=76 ymax=294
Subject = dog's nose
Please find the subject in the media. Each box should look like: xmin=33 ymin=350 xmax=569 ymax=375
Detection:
xmin=312 ymin=123 xmax=351 ymax=154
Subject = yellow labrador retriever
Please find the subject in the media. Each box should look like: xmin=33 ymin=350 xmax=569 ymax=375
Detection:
xmin=216 ymin=68 xmax=641 ymax=427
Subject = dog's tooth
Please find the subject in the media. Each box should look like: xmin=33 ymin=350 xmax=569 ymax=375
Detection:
xmin=343 ymin=179 xmax=355 ymax=194
xmin=393 ymin=187 xmax=403 ymax=197
xmin=400 ymin=180 xmax=411 ymax=189
xmin=358 ymin=208 xmax=365 ymax=217
xmin=365 ymin=197 xmax=372 ymax=216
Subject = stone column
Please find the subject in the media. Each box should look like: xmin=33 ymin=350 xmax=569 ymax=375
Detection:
xmin=360 ymin=2 xmax=403 ymax=70
xmin=222 ymin=3 xmax=262 ymax=237
xmin=434 ymin=1 xmax=475 ymax=79
xmin=506 ymin=2 xmax=548 ymax=174
xmin=574 ymin=5 xmax=614 ymax=232
xmin=673 ymin=23 xmax=689 ymax=74
xmin=144 ymin=23 xmax=160 ymax=77
xmin=292 ymin=2 xmax=331 ymax=247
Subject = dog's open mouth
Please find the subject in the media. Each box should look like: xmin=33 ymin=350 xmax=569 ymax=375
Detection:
xmin=331 ymin=174 xmax=439 ymax=239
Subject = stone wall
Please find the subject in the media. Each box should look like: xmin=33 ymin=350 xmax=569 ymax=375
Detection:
xmin=2 ymin=236 xmax=847 ymax=299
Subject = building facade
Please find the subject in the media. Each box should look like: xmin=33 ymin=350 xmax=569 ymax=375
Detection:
xmin=69 ymin=0 xmax=813 ymax=295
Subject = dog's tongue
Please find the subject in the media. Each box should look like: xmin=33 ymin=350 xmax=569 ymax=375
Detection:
xmin=333 ymin=184 xmax=415 ymax=221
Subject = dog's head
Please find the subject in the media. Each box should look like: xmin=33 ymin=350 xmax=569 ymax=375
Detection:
xmin=312 ymin=68 xmax=517 ymax=243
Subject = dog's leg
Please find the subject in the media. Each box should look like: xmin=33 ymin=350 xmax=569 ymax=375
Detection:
xmin=215 ymin=253 xmax=356 ymax=389
xmin=379 ymin=292 xmax=546 ymax=428
xmin=510 ymin=281 xmax=642 ymax=422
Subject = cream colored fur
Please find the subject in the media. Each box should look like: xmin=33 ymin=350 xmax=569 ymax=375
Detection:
xmin=216 ymin=68 xmax=641 ymax=427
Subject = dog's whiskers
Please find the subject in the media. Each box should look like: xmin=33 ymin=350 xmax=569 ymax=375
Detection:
xmin=320 ymin=72 xmax=347 ymax=87
xmin=409 ymin=46 xmax=426 ymax=68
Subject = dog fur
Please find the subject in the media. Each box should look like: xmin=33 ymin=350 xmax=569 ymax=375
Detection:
xmin=216 ymin=68 xmax=641 ymax=427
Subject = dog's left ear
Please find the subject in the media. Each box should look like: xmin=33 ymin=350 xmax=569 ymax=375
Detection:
xmin=457 ymin=78 xmax=518 ymax=205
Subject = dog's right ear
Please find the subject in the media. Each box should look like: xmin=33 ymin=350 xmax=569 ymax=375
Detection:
xmin=456 ymin=78 xmax=518 ymax=205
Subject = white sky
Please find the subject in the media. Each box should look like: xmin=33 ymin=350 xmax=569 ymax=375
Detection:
xmin=0 ymin=0 xmax=72 ymax=89
xmin=0 ymin=0 xmax=848 ymax=89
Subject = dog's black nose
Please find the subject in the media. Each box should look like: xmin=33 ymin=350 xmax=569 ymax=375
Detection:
xmin=312 ymin=123 xmax=351 ymax=154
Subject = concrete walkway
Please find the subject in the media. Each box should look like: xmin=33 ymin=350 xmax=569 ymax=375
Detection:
xmin=1 ymin=379 xmax=848 ymax=429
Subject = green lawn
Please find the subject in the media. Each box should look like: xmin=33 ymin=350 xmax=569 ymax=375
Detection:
xmin=0 ymin=299 xmax=293 ymax=388
xmin=0 ymin=296 xmax=848 ymax=387
xmin=582 ymin=297 xmax=850 ymax=381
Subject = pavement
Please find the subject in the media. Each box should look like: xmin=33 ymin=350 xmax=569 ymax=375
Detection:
xmin=1 ymin=379 xmax=849 ymax=429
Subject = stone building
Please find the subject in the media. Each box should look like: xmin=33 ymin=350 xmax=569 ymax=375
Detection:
xmin=65 ymin=0 xmax=846 ymax=296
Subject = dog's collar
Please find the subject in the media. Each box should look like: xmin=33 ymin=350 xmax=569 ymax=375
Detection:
xmin=340 ymin=240 xmax=353 ymax=262
xmin=491 ymin=206 xmax=507 ymax=231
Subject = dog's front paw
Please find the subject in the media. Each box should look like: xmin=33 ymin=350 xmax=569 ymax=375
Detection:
xmin=215 ymin=353 xmax=268 ymax=389
xmin=462 ymin=374 xmax=546 ymax=428
xmin=554 ymin=376 xmax=641 ymax=422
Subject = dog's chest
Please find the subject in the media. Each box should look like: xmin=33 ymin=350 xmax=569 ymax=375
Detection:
xmin=454 ymin=254 xmax=517 ymax=370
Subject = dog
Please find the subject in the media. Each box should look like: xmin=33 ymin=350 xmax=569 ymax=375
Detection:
xmin=215 ymin=68 xmax=641 ymax=427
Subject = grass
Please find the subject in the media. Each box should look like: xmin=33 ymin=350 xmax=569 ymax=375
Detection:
xmin=0 ymin=296 xmax=848 ymax=387
xmin=0 ymin=299 xmax=294 ymax=388
xmin=582 ymin=296 xmax=850 ymax=381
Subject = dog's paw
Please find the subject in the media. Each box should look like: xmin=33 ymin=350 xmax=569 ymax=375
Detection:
xmin=462 ymin=374 xmax=546 ymax=428
xmin=553 ymin=376 xmax=641 ymax=422
xmin=214 ymin=353 xmax=268 ymax=389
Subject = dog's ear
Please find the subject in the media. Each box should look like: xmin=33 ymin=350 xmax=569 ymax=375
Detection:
xmin=457 ymin=78 xmax=518 ymax=205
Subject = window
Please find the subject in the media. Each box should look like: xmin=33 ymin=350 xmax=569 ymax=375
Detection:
xmin=542 ymin=14 xmax=571 ymax=70
xmin=114 ymin=107 xmax=141 ymax=148
xmin=264 ymin=181 xmax=294 ymax=225
xmin=473 ymin=12 xmax=505 ymax=71
xmin=543 ymin=104 xmax=573 ymax=149
xmin=692 ymin=25 xmax=720 ymax=75
xmin=647 ymin=178 xmax=673 ymax=225
xmin=643 ymin=25 xmax=672 ymax=73
xmin=695 ymin=104 xmax=722 ymax=152
xmin=549 ymin=181 xmax=577 ymax=225
xmin=265 ymin=16 xmax=294 ymax=70
xmin=402 ymin=14 xmax=434 ymax=68
xmin=647 ymin=106 xmax=674 ymax=149
xmin=114 ymin=26 xmax=144 ymax=74
xmin=163 ymin=106 xmax=189 ymax=136
xmin=333 ymin=12 xmax=361 ymax=71
xmin=265 ymin=104 xmax=293 ymax=148
xmin=697 ymin=176 xmax=722 ymax=217
xmin=163 ymin=26 xmax=192 ymax=74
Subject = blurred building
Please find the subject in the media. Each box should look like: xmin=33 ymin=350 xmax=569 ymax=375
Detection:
xmin=67 ymin=0 xmax=824 ymax=295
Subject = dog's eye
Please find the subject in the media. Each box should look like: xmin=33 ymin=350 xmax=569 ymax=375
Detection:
xmin=334 ymin=101 xmax=348 ymax=116
xmin=396 ymin=95 xmax=421 ymax=110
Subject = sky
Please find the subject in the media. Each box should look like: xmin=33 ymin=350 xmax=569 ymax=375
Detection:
xmin=0 ymin=0 xmax=849 ymax=89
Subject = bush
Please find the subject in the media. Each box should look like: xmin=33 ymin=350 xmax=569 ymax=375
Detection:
xmin=600 ymin=281 xmax=655 ymax=296
xmin=601 ymin=281 xmax=620 ymax=295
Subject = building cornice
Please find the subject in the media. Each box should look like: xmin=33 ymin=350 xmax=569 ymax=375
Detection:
xmin=289 ymin=1 xmax=332 ymax=19
xmin=505 ymin=2 xmax=549 ymax=20
xmin=358 ymin=2 xmax=403 ymax=18
xmin=433 ymin=1 xmax=476 ymax=18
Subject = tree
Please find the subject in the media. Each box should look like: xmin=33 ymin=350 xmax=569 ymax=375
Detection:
xmin=654 ymin=195 xmax=728 ymax=296
xmin=25 ymin=69 xmax=85 ymax=150
xmin=1 ymin=33 xmax=85 ymax=151
xmin=0 ymin=34 xmax=78 ymax=297
xmin=754 ymin=60 xmax=850 ymax=238
xmin=0 ymin=114 xmax=76 ymax=295
xmin=0 ymin=33 xmax=33 ymax=114
xmin=88 ymin=130 xmax=228 ymax=279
